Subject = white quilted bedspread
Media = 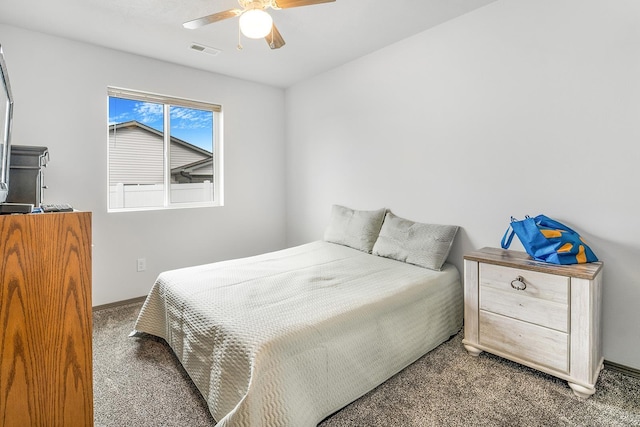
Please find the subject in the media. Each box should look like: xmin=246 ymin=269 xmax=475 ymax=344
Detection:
xmin=133 ymin=241 xmax=463 ymax=426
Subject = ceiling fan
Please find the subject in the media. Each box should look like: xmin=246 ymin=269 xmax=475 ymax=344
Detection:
xmin=183 ymin=0 xmax=336 ymax=50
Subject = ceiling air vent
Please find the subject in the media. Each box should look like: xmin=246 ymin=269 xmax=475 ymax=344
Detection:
xmin=190 ymin=43 xmax=222 ymax=56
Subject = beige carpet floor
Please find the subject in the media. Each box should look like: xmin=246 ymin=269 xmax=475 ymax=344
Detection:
xmin=93 ymin=302 xmax=640 ymax=426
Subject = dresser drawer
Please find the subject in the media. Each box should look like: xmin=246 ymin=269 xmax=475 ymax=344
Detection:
xmin=479 ymin=263 xmax=569 ymax=332
xmin=479 ymin=310 xmax=569 ymax=373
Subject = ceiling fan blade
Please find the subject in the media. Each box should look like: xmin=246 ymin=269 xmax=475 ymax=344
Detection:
xmin=183 ymin=9 xmax=243 ymax=29
xmin=266 ymin=24 xmax=286 ymax=49
xmin=271 ymin=0 xmax=335 ymax=9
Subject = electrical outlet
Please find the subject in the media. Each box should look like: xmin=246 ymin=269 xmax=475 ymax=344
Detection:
xmin=137 ymin=258 xmax=146 ymax=272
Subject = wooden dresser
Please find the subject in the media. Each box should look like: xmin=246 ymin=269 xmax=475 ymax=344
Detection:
xmin=462 ymin=247 xmax=603 ymax=398
xmin=0 ymin=212 xmax=93 ymax=426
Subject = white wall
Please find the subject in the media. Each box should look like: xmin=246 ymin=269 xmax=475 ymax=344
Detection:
xmin=0 ymin=24 xmax=287 ymax=306
xmin=285 ymin=0 xmax=640 ymax=369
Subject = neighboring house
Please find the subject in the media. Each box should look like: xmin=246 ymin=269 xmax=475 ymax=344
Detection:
xmin=108 ymin=120 xmax=213 ymax=186
xmin=171 ymin=157 xmax=214 ymax=184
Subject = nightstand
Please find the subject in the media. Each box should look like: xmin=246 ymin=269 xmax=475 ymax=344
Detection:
xmin=462 ymin=247 xmax=603 ymax=398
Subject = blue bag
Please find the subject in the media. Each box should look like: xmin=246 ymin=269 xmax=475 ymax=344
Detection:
xmin=501 ymin=215 xmax=598 ymax=265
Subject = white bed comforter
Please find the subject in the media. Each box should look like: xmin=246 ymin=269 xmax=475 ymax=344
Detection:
xmin=132 ymin=241 xmax=463 ymax=426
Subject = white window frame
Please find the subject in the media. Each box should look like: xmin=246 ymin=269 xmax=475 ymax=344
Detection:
xmin=107 ymin=87 xmax=224 ymax=212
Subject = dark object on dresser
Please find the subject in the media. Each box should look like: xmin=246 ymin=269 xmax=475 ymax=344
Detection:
xmin=7 ymin=145 xmax=48 ymax=206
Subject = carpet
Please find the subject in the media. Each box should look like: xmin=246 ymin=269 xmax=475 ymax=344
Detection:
xmin=93 ymin=302 xmax=640 ymax=426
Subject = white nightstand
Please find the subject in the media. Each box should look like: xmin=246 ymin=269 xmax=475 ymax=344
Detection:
xmin=462 ymin=247 xmax=604 ymax=398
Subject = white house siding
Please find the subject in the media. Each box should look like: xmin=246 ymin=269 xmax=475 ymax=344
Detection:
xmin=109 ymin=124 xmax=212 ymax=185
xmin=109 ymin=126 xmax=163 ymax=185
xmin=170 ymin=141 xmax=211 ymax=170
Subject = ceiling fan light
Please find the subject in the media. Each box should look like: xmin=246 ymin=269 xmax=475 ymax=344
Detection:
xmin=239 ymin=9 xmax=273 ymax=39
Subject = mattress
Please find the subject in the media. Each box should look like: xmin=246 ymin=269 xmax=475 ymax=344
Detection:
xmin=132 ymin=240 xmax=463 ymax=426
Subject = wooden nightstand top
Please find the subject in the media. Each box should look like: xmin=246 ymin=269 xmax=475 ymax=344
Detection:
xmin=464 ymin=247 xmax=603 ymax=280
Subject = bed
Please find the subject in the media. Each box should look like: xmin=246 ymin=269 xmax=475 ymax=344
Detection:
xmin=132 ymin=206 xmax=463 ymax=426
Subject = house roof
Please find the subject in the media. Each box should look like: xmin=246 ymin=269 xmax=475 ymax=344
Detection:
xmin=171 ymin=157 xmax=212 ymax=175
xmin=109 ymin=120 xmax=212 ymax=157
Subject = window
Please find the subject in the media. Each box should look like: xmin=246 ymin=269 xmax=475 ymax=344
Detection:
xmin=107 ymin=87 xmax=223 ymax=211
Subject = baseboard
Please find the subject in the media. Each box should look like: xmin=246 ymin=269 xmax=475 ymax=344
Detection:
xmin=604 ymin=360 xmax=640 ymax=379
xmin=93 ymin=295 xmax=147 ymax=311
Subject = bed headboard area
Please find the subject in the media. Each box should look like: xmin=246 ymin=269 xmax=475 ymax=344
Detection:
xmin=323 ymin=204 xmax=459 ymax=271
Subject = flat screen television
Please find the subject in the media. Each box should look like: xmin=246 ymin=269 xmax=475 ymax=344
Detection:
xmin=0 ymin=44 xmax=14 ymax=204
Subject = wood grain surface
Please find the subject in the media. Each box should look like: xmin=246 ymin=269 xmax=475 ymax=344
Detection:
xmin=464 ymin=247 xmax=602 ymax=280
xmin=0 ymin=212 xmax=92 ymax=426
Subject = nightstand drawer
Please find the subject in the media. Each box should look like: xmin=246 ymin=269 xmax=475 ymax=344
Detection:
xmin=464 ymin=248 xmax=603 ymax=398
xmin=479 ymin=310 xmax=569 ymax=373
xmin=479 ymin=263 xmax=569 ymax=332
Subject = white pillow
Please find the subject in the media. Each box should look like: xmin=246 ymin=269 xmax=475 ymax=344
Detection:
xmin=323 ymin=205 xmax=386 ymax=253
xmin=372 ymin=212 xmax=458 ymax=270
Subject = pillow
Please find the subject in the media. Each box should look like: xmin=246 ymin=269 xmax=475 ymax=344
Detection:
xmin=372 ymin=212 xmax=458 ymax=270
xmin=323 ymin=205 xmax=386 ymax=253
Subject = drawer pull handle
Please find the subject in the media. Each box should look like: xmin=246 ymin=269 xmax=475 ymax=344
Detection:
xmin=511 ymin=276 xmax=527 ymax=291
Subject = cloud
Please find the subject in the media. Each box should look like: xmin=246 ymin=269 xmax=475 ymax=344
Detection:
xmin=109 ymin=100 xmax=163 ymax=127
xmin=109 ymin=98 xmax=213 ymax=139
xmin=134 ymin=102 xmax=163 ymax=124
xmin=108 ymin=111 xmax=132 ymax=125
xmin=170 ymin=107 xmax=212 ymax=130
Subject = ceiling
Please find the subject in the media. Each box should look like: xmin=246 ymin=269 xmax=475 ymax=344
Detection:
xmin=0 ymin=0 xmax=496 ymax=88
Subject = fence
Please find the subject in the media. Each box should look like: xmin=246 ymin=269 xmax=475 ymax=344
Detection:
xmin=109 ymin=181 xmax=213 ymax=208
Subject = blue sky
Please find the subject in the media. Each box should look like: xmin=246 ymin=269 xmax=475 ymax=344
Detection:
xmin=108 ymin=97 xmax=213 ymax=152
